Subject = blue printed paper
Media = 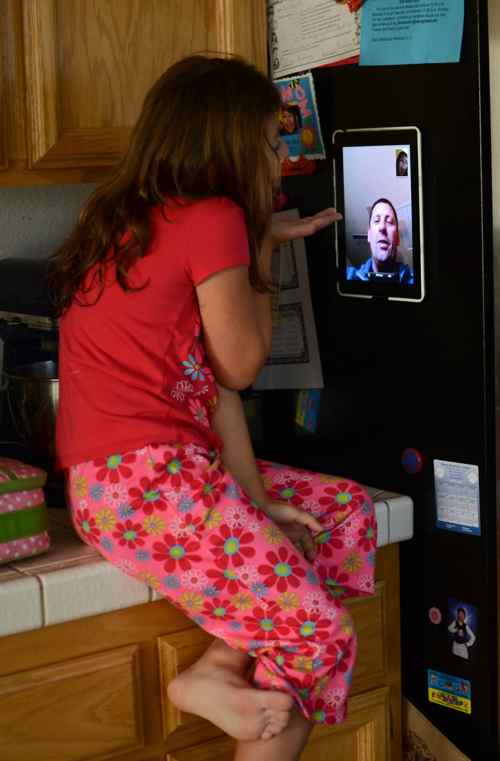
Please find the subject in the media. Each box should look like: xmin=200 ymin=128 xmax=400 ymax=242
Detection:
xmin=295 ymin=389 xmax=321 ymax=433
xmin=360 ymin=0 xmax=464 ymax=66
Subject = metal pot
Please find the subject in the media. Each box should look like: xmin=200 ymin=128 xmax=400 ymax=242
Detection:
xmin=2 ymin=360 xmax=59 ymax=459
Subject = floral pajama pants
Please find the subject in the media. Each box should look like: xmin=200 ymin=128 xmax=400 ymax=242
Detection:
xmin=68 ymin=442 xmax=377 ymax=726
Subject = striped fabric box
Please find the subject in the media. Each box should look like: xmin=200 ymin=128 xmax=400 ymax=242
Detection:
xmin=0 ymin=458 xmax=50 ymax=564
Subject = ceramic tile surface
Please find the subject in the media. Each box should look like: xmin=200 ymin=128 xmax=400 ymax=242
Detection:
xmin=374 ymin=501 xmax=389 ymax=547
xmin=0 ymin=565 xmax=24 ymax=582
xmin=387 ymin=495 xmax=414 ymax=544
xmin=364 ymin=485 xmax=387 ymax=501
xmin=40 ymin=561 xmax=150 ymax=626
xmin=9 ymin=525 xmax=100 ymax=574
xmin=0 ymin=489 xmax=413 ymax=637
xmin=0 ymin=574 xmax=43 ymax=636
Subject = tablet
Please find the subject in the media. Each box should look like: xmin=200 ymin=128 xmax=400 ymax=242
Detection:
xmin=333 ymin=126 xmax=425 ymax=302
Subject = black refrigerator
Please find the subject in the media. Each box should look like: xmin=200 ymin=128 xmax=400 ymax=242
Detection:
xmin=255 ymin=1 xmax=498 ymax=758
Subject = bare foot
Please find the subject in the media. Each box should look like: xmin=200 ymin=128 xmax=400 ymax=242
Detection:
xmin=167 ymin=662 xmax=294 ymax=741
xmin=234 ymin=706 xmax=313 ymax=761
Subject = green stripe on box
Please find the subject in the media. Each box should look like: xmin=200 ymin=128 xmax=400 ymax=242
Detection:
xmin=0 ymin=504 xmax=48 ymax=543
xmin=0 ymin=475 xmax=46 ymax=495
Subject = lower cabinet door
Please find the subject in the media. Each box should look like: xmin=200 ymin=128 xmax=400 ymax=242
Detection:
xmin=0 ymin=644 xmax=144 ymax=761
xmin=166 ymin=734 xmax=235 ymax=761
xmin=166 ymin=686 xmax=390 ymax=761
xmin=302 ymin=687 xmax=391 ymax=761
xmin=158 ymin=627 xmax=223 ymax=752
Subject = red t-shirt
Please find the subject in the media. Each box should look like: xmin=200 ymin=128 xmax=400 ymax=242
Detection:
xmin=56 ymin=197 xmax=250 ymax=469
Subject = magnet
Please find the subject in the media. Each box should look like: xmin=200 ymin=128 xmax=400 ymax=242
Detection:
xmin=401 ymin=447 xmax=425 ymax=475
xmin=427 ymin=669 xmax=471 ymax=714
xmin=273 ymin=192 xmax=288 ymax=212
xmin=335 ymin=0 xmax=364 ymax=11
xmin=447 ymin=598 xmax=478 ymax=663
xmin=428 ymin=606 xmax=442 ymax=625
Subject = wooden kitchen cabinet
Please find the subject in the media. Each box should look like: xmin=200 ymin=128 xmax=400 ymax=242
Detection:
xmin=165 ymin=688 xmax=391 ymax=761
xmin=0 ymin=543 xmax=402 ymax=761
xmin=0 ymin=0 xmax=267 ymax=185
xmin=0 ymin=22 xmax=8 ymax=171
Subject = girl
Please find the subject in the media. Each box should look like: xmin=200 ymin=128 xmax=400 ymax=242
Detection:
xmin=50 ymin=55 xmax=377 ymax=761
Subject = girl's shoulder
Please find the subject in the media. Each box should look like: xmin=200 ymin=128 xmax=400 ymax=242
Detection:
xmin=156 ymin=196 xmax=244 ymax=225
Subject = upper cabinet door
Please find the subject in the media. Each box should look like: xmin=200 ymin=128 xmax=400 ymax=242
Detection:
xmin=0 ymin=18 xmax=9 ymax=170
xmin=22 ymin=0 xmax=267 ymax=170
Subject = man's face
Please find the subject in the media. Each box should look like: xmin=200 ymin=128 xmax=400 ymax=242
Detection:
xmin=367 ymin=202 xmax=399 ymax=265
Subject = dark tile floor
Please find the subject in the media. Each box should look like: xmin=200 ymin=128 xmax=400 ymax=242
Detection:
xmin=404 ymin=730 xmax=437 ymax=761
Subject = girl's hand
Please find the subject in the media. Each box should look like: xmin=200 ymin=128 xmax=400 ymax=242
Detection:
xmin=260 ymin=501 xmax=323 ymax=562
xmin=259 ymin=208 xmax=341 ymax=282
xmin=270 ymin=207 xmax=342 ymax=247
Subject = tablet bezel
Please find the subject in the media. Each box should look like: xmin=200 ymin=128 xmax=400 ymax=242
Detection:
xmin=333 ymin=126 xmax=425 ymax=303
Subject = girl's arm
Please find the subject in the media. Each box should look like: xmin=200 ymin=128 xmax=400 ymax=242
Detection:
xmin=196 ymin=266 xmax=272 ymax=390
xmin=211 ymin=384 xmax=269 ymax=506
xmin=197 ymin=209 xmax=341 ymax=391
xmin=212 ymin=384 xmax=323 ymax=561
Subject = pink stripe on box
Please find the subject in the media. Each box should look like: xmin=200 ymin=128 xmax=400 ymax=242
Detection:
xmin=0 ymin=530 xmax=50 ymax=563
xmin=0 ymin=488 xmax=46 ymax=515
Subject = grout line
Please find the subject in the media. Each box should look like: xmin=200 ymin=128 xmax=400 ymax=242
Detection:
xmin=384 ymin=500 xmax=392 ymax=544
xmin=11 ymin=554 xmax=105 ymax=575
xmin=36 ymin=573 xmax=47 ymax=627
xmin=1 ymin=563 xmax=23 ymax=575
xmin=15 ymin=565 xmax=47 ymax=627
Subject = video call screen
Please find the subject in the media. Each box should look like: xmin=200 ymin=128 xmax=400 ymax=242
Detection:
xmin=333 ymin=128 xmax=424 ymax=302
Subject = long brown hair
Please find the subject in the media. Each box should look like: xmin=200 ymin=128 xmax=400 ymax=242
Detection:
xmin=50 ymin=55 xmax=282 ymax=315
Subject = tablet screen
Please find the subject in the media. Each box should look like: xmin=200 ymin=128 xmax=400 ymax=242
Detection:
xmin=333 ymin=128 xmax=424 ymax=302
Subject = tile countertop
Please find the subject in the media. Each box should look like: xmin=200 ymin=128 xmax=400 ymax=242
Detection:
xmin=0 ymin=487 xmax=413 ymax=639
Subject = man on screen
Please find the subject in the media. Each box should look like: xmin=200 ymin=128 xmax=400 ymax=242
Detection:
xmin=346 ymin=198 xmax=414 ymax=285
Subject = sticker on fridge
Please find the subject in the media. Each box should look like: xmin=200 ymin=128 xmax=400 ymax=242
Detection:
xmin=274 ymin=73 xmax=325 ymax=160
xmin=427 ymin=669 xmax=471 ymax=714
xmin=447 ymin=598 xmax=478 ymax=663
xmin=295 ymin=389 xmax=321 ymax=433
xmin=274 ymin=73 xmax=325 ymax=176
xmin=434 ymin=459 xmax=480 ymax=535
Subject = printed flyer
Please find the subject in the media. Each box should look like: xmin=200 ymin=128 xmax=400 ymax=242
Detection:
xmin=274 ymin=73 xmax=325 ymax=175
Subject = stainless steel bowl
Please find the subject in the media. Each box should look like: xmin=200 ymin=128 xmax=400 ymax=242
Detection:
xmin=3 ymin=360 xmax=59 ymax=459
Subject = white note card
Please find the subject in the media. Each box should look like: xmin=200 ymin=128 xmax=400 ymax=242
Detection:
xmin=253 ymin=209 xmax=323 ymax=390
xmin=434 ymin=459 xmax=480 ymax=536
